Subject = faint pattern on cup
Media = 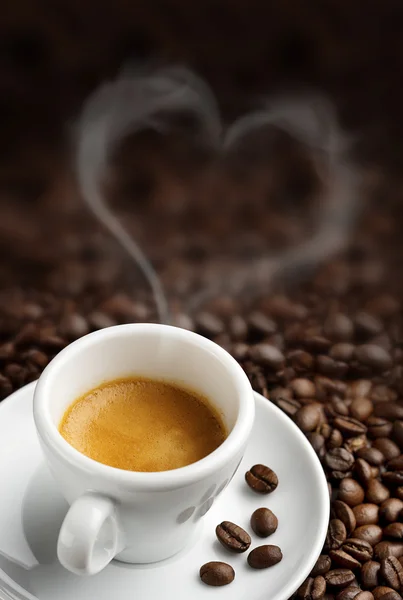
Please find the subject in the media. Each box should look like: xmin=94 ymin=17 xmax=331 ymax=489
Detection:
xmin=176 ymin=506 xmax=196 ymax=524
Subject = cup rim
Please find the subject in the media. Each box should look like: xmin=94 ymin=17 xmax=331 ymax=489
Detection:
xmin=33 ymin=323 xmax=255 ymax=490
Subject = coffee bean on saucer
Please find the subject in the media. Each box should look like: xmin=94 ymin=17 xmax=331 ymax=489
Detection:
xmin=250 ymin=508 xmax=278 ymax=537
xmin=215 ymin=521 xmax=251 ymax=552
xmin=245 ymin=464 xmax=278 ymax=494
xmin=247 ymin=545 xmax=283 ymax=569
xmin=200 ymin=562 xmax=235 ymax=586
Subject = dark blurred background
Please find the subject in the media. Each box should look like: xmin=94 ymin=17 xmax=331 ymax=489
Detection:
xmin=1 ymin=0 xmax=403 ymax=397
xmin=1 ymin=0 xmax=403 ymax=190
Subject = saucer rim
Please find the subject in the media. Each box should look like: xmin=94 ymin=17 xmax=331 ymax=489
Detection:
xmin=0 ymin=380 xmax=329 ymax=600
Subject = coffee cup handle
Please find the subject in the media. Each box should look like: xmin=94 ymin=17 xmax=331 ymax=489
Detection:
xmin=57 ymin=492 xmax=125 ymax=575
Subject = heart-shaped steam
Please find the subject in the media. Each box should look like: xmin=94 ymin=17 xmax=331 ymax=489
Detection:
xmin=76 ymin=64 xmax=360 ymax=323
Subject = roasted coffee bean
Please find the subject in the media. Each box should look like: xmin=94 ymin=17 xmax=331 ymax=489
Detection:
xmin=384 ymin=524 xmax=403 ymax=540
xmin=325 ymin=569 xmax=355 ymax=588
xmin=288 ymin=349 xmax=315 ymax=372
xmin=59 ymin=313 xmax=89 ymax=339
xmin=328 ymin=429 xmax=344 ymax=449
xmin=302 ymin=336 xmax=332 ymax=354
xmin=380 ymin=499 xmax=403 ymax=523
xmin=355 ymin=459 xmax=374 ymax=487
xmin=334 ymin=417 xmax=368 ymax=438
xmin=382 ymin=472 xmax=403 ymax=486
xmin=199 ymin=562 xmax=235 ymax=586
xmin=353 ymin=525 xmax=383 ymax=547
xmin=324 ymin=314 xmax=354 ymax=342
xmin=350 ymin=398 xmax=374 ymax=423
xmin=392 ymin=423 xmax=403 ymax=451
xmin=228 ymin=315 xmax=248 ymax=340
xmin=357 ymin=448 xmax=385 ymax=467
xmin=374 ymin=404 xmax=403 ymax=421
xmin=387 ymin=456 xmax=403 ymax=471
xmin=317 ymin=355 xmax=349 ymax=378
xmin=88 ymin=311 xmax=116 ymax=330
xmin=249 ymin=344 xmax=285 ymax=370
xmin=329 ymin=550 xmax=361 ymax=570
xmin=330 ymin=344 xmax=355 ymax=362
xmin=354 ymin=313 xmax=383 ymax=338
xmin=326 ymin=520 xmax=348 ymax=550
xmin=361 ymin=560 xmax=381 ymax=589
xmin=339 ymin=479 xmax=366 ymax=507
xmin=373 ymin=440 xmax=401 ymax=461
xmin=349 ymin=381 xmax=373 ymax=399
xmin=333 ymin=471 xmax=354 ymax=481
xmin=380 ymin=557 xmax=403 ymax=591
xmin=333 ymin=501 xmax=357 ymax=536
xmin=354 ymin=345 xmax=393 ymax=373
xmin=290 ymin=378 xmax=316 ymax=398
xmin=366 ymin=480 xmax=390 ymax=505
xmin=248 ymin=311 xmax=277 ymax=337
xmin=379 ymin=592 xmax=403 ymax=600
xmin=215 ymin=521 xmax=251 ymax=552
xmin=355 ymin=592 xmax=374 ymax=600
xmin=367 ymin=418 xmax=393 ymax=439
xmin=373 ymin=588 xmax=400 ymax=600
xmin=374 ymin=541 xmax=403 ymax=560
xmin=245 ymin=464 xmax=278 ymax=494
xmin=309 ymin=432 xmax=326 ymax=459
xmin=196 ymin=313 xmax=225 ymax=337
xmin=295 ymin=404 xmax=323 ymax=432
xmin=250 ymin=508 xmax=278 ymax=537
xmin=0 ymin=342 xmax=15 ymax=360
xmin=312 ymin=555 xmax=332 ymax=577
xmin=326 ymin=449 xmax=355 ymax=473
xmin=277 ymin=396 xmax=302 ymax=416
xmin=343 ymin=539 xmax=373 ymax=562
xmin=297 ymin=576 xmax=327 ymax=600
xmin=353 ymin=504 xmax=379 ymax=527
xmin=345 ymin=435 xmax=368 ymax=454
xmin=397 ymin=488 xmax=403 ymax=501
xmin=336 ymin=586 xmax=361 ymax=600
xmin=247 ymin=545 xmax=283 ymax=569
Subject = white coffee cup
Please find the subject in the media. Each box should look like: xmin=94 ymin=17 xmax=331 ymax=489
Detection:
xmin=33 ymin=323 xmax=255 ymax=576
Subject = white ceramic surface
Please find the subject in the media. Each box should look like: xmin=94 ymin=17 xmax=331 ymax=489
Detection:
xmin=0 ymin=382 xmax=329 ymax=600
xmin=33 ymin=324 xmax=255 ymax=574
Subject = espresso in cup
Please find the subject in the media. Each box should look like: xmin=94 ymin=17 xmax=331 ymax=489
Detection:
xmin=59 ymin=377 xmax=227 ymax=472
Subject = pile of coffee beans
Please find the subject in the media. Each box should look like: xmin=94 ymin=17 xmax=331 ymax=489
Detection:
xmin=200 ymin=463 xmax=282 ymax=586
xmin=1 ymin=157 xmax=403 ymax=598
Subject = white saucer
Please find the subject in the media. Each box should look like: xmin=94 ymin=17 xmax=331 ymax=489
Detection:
xmin=0 ymin=382 xmax=329 ymax=600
